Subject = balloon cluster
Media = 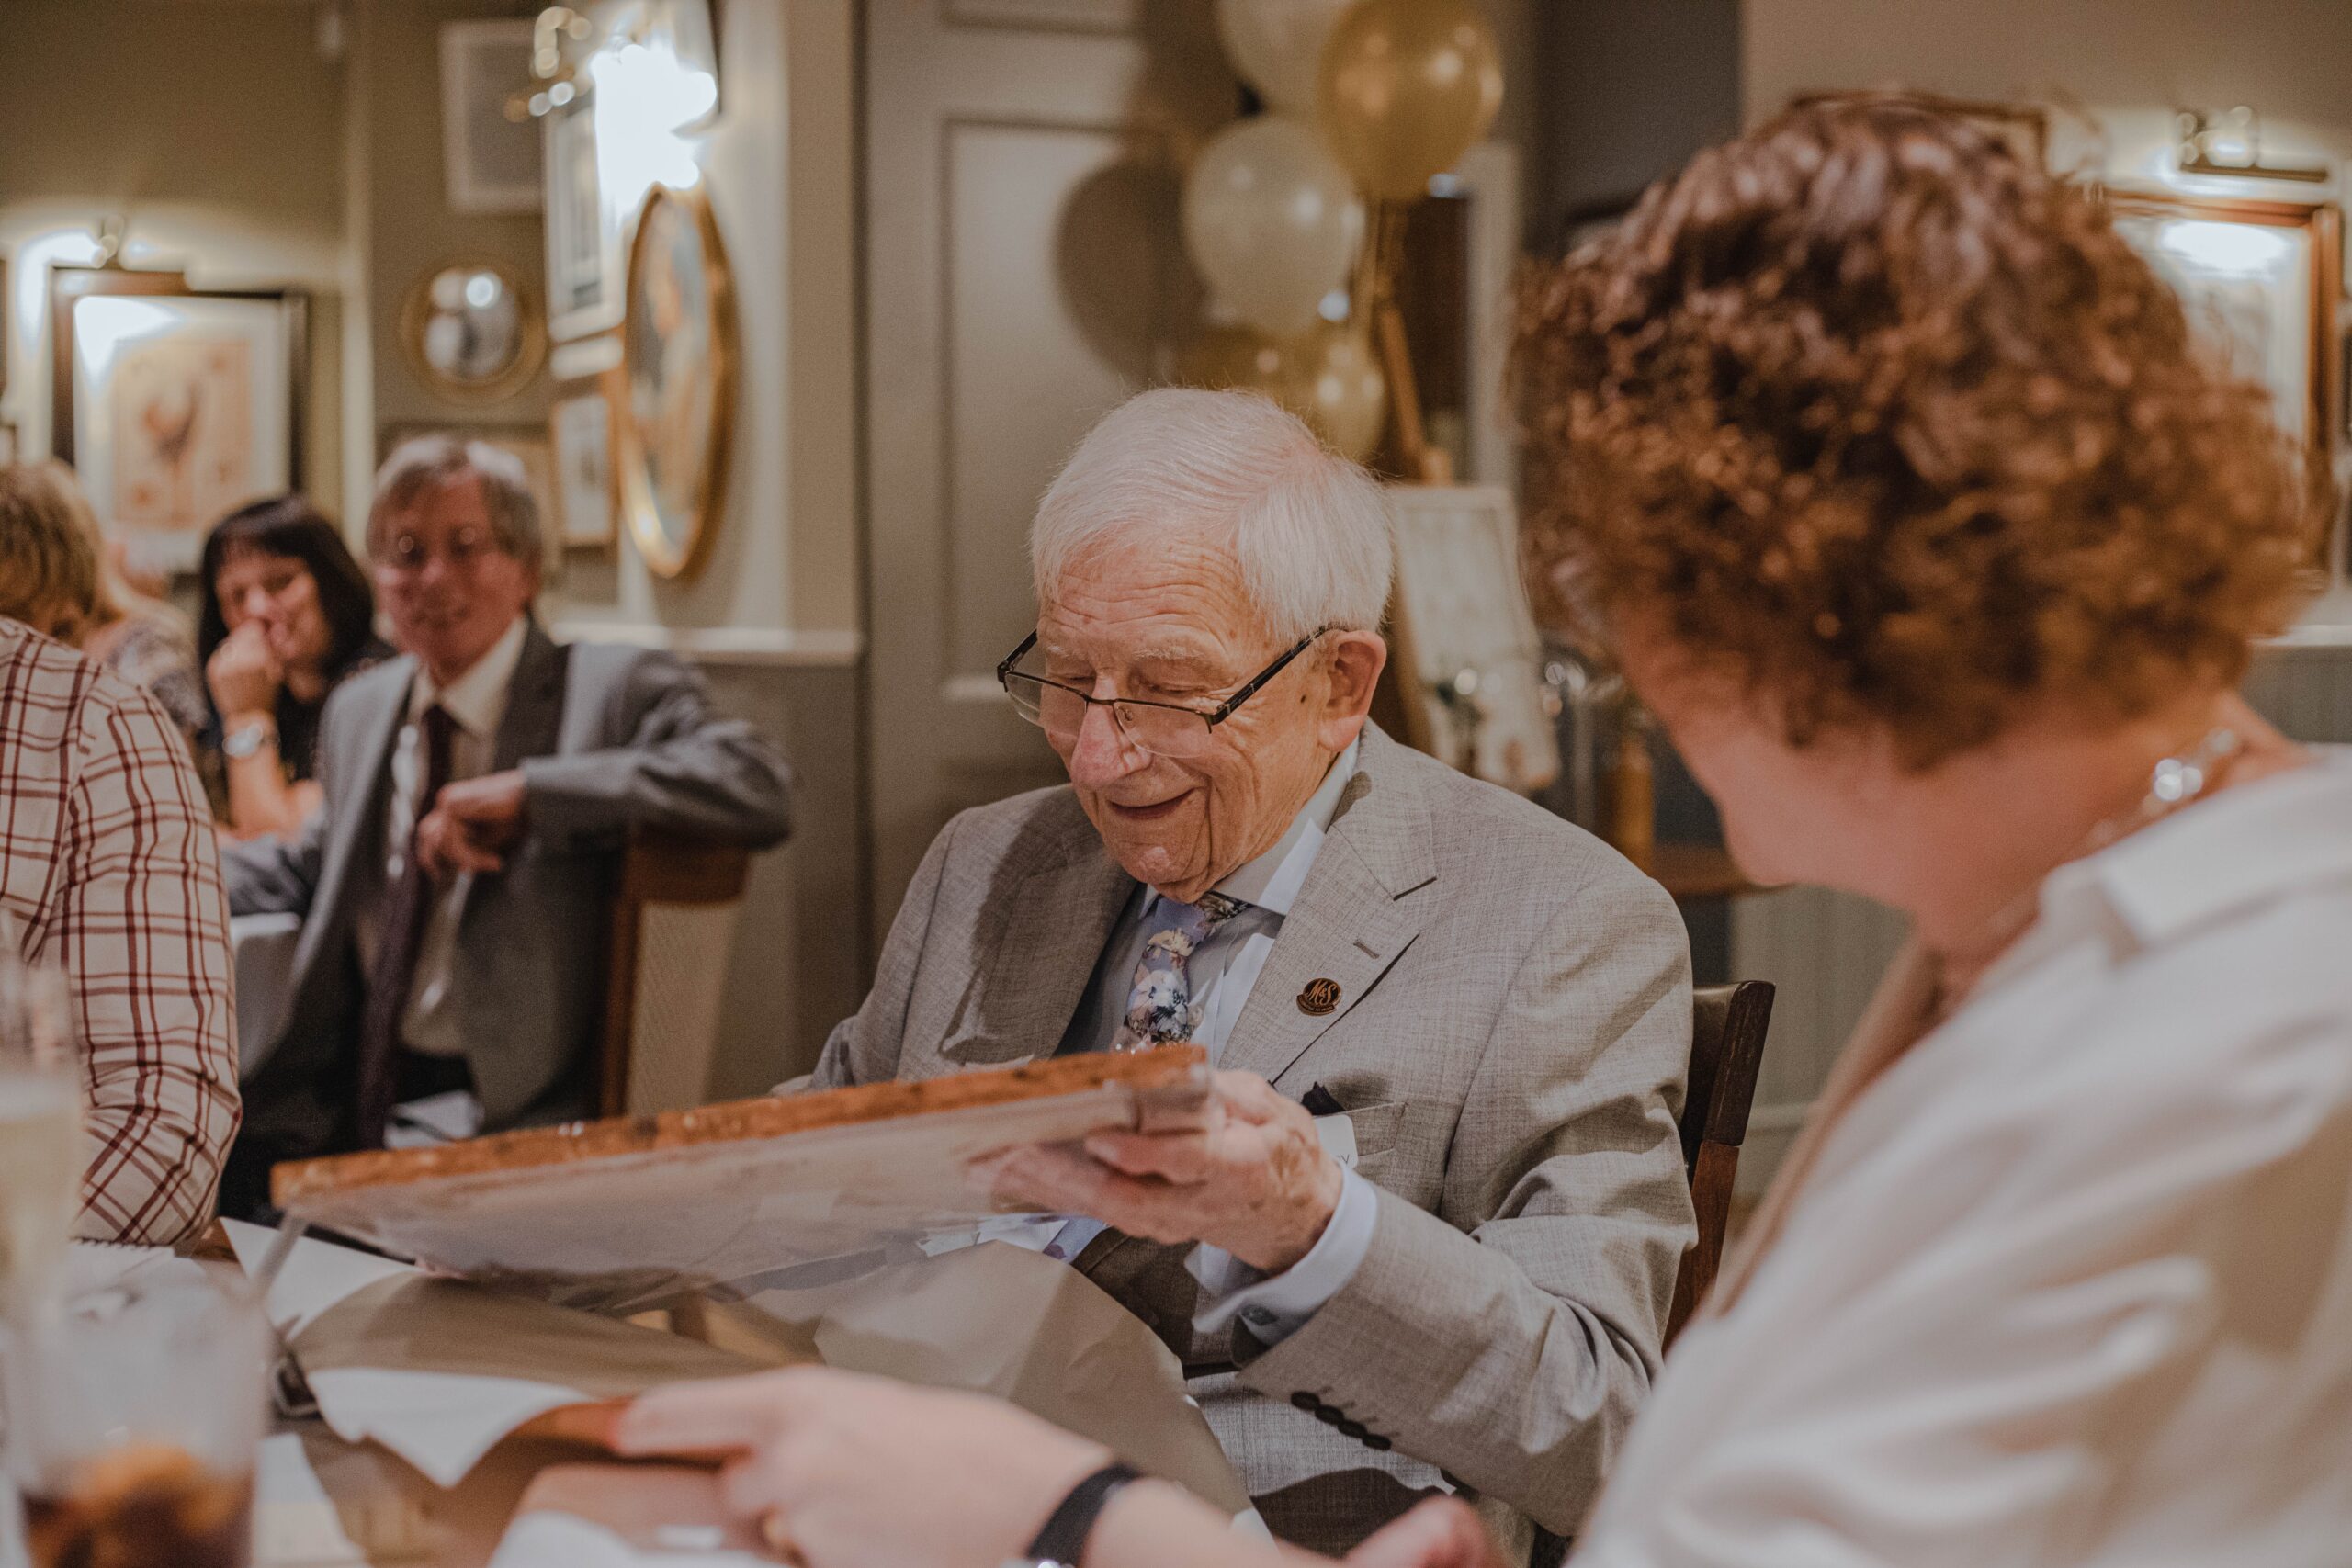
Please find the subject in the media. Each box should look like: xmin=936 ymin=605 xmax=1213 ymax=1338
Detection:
xmin=1179 ymin=0 xmax=1503 ymax=462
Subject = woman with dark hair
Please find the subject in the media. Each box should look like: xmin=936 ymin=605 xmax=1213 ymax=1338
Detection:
xmin=603 ymin=101 xmax=2352 ymax=1568
xmin=198 ymin=495 xmax=390 ymax=838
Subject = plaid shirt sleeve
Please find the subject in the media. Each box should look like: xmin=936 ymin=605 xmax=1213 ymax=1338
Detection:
xmin=53 ymin=661 xmax=241 ymax=1246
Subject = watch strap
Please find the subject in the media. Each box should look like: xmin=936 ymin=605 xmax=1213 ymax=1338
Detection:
xmin=1023 ymin=1462 xmax=1140 ymax=1568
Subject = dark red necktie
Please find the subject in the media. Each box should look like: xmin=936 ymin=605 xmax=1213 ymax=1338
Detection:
xmin=354 ymin=704 xmax=458 ymax=1148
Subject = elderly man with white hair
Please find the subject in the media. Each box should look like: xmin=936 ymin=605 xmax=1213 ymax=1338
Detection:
xmin=777 ymin=389 xmax=1694 ymax=1556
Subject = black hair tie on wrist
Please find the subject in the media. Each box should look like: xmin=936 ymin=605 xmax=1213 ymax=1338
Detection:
xmin=1022 ymin=1462 xmax=1142 ymax=1568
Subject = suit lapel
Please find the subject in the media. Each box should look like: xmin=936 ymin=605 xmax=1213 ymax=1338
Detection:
xmin=939 ymin=824 xmax=1136 ymax=1067
xmin=490 ymin=620 xmax=565 ymax=774
xmin=1219 ymin=727 xmax=1435 ymax=1087
xmin=310 ymin=660 xmax=413 ymax=928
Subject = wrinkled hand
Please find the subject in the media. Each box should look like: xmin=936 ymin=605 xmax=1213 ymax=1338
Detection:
xmin=976 ymin=1069 xmax=1343 ymax=1273
xmin=615 ymin=1368 xmax=1111 ymax=1568
xmin=206 ymin=623 xmax=282 ymax=718
xmin=413 ymin=769 xmax=527 ymax=879
xmin=1345 ymin=1500 xmax=1507 ymax=1568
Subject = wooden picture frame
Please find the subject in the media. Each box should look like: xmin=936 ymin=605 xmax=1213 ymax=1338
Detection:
xmin=543 ymin=91 xmax=627 ymax=343
xmin=1384 ymin=483 xmax=1561 ymax=795
xmin=550 ymin=372 xmax=620 ymax=549
xmin=2106 ymin=189 xmax=2343 ymax=554
xmin=50 ymin=266 xmax=308 ymax=570
xmin=1790 ymin=88 xmax=2050 ymax=170
xmin=440 ymin=19 xmax=543 ymax=216
xmin=617 ymin=184 xmax=736 ymax=580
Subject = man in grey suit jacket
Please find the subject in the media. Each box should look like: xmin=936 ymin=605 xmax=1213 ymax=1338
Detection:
xmin=803 ymin=391 xmax=1692 ymax=1556
xmin=220 ymin=437 xmax=788 ymax=1215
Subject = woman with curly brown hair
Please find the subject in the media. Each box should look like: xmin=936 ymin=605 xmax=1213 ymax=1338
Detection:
xmin=576 ymin=103 xmax=2351 ymax=1568
xmin=1519 ymin=101 xmax=2351 ymax=1567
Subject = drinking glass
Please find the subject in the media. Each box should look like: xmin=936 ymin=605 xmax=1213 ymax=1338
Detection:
xmin=4 ymin=1276 xmax=268 ymax=1568
xmin=0 ymin=947 xmax=78 ymax=1318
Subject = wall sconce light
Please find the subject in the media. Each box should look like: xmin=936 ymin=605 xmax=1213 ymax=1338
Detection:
xmin=2176 ymin=107 xmax=2328 ymax=183
xmin=511 ymin=6 xmax=599 ymax=121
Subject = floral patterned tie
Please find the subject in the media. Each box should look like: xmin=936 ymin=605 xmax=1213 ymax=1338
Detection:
xmin=1112 ymin=890 xmax=1250 ymax=1051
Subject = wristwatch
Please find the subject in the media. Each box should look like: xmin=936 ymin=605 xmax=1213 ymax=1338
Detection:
xmin=999 ymin=1462 xmax=1140 ymax=1568
xmin=222 ymin=718 xmax=277 ymax=760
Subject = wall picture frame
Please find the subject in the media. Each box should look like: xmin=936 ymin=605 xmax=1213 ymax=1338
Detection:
xmin=1384 ymin=483 xmax=1561 ymax=795
xmin=441 ymin=20 xmax=543 ymax=216
xmin=618 ymin=184 xmax=736 ymax=580
xmin=544 ymin=91 xmax=627 ymax=343
xmin=549 ymin=374 xmax=619 ymax=549
xmin=50 ymin=266 xmax=307 ymax=571
xmin=2107 ymin=189 xmax=2343 ymax=552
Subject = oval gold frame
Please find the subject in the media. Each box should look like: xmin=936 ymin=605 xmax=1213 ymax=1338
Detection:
xmin=397 ymin=255 xmax=547 ymax=407
xmin=616 ymin=184 xmax=737 ymax=581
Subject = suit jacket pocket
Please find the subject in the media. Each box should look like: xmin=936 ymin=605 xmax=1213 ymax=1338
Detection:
xmin=1339 ymin=1100 xmax=1404 ymax=1167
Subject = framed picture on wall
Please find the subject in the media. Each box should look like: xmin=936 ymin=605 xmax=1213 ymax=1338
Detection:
xmin=2107 ymin=190 xmax=2342 ymax=551
xmin=440 ymin=20 xmax=543 ymax=215
xmin=618 ymin=184 xmax=736 ymax=580
xmin=1384 ymin=484 xmax=1560 ymax=795
xmin=549 ymin=375 xmax=619 ymax=548
xmin=544 ymin=92 xmax=627 ymax=343
xmin=50 ymin=266 xmax=308 ymax=572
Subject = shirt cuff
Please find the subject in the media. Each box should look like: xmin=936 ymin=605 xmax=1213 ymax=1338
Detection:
xmin=1188 ymin=1167 xmax=1379 ymax=1345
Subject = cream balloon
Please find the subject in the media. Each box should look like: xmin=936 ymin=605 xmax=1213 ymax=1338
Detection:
xmin=1177 ymin=319 xmax=1386 ymax=463
xmin=1317 ymin=0 xmax=1504 ymax=203
xmin=1182 ymin=116 xmax=1364 ymax=337
xmin=1214 ymin=0 xmax=1354 ymax=115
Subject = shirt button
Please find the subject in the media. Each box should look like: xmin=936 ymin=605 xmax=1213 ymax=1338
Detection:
xmin=1313 ymin=1405 xmax=1346 ymax=1427
xmin=1336 ymin=1419 xmax=1369 ymax=1440
xmin=1291 ymin=1392 xmax=1319 ymax=1411
xmin=1364 ymin=1434 xmax=1393 ymax=1451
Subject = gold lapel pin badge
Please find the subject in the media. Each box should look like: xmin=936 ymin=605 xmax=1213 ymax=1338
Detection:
xmin=1297 ymin=977 xmax=1341 ymax=1016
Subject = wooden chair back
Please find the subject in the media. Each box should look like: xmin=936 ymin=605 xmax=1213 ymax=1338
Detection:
xmin=596 ymin=829 xmax=753 ymax=1118
xmin=1666 ymin=979 xmax=1776 ymax=1348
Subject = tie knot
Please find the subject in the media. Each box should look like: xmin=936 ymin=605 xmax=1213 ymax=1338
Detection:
xmin=421 ymin=703 xmax=458 ymax=746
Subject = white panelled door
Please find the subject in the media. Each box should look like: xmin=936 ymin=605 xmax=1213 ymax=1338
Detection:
xmin=863 ymin=0 xmax=1230 ymax=943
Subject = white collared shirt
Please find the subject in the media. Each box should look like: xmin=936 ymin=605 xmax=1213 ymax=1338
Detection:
xmin=366 ymin=615 xmax=529 ymax=1060
xmin=1577 ymin=757 xmax=2352 ymax=1568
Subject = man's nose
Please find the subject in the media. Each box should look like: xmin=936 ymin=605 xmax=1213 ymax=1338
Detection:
xmin=1064 ymin=696 xmax=1146 ymax=786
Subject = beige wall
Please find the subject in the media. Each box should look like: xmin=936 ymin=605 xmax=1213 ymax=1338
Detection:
xmin=0 ymin=0 xmax=348 ymax=517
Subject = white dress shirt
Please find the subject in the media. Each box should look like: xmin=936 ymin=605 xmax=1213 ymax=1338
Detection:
xmin=361 ymin=616 xmax=528 ymax=1064
xmin=994 ymin=741 xmax=1382 ymax=1341
xmin=1577 ymin=757 xmax=2352 ymax=1568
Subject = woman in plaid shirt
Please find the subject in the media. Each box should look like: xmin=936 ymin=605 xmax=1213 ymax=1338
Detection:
xmin=0 ymin=616 xmax=239 ymax=1245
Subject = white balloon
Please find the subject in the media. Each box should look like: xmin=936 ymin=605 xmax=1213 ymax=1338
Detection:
xmin=1182 ymin=117 xmax=1365 ymax=337
xmin=1215 ymin=0 xmax=1355 ymax=114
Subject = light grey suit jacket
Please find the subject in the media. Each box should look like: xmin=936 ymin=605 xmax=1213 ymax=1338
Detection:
xmin=226 ymin=620 xmax=790 ymax=1159
xmin=808 ymin=725 xmax=1693 ymax=1555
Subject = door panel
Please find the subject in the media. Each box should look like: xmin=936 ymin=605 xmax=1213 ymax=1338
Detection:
xmin=864 ymin=0 xmax=1227 ymax=943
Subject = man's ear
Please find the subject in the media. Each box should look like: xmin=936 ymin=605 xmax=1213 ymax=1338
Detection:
xmin=1318 ymin=631 xmax=1387 ymax=747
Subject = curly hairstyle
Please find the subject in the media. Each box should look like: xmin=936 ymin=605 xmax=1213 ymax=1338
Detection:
xmin=1513 ymin=100 xmax=2316 ymax=768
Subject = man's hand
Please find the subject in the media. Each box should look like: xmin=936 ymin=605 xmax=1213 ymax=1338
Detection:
xmin=616 ymin=1368 xmax=1113 ymax=1568
xmin=977 ymin=1069 xmax=1344 ymax=1273
xmin=413 ymin=769 xmax=527 ymax=878
xmin=1346 ymin=1500 xmax=1507 ymax=1568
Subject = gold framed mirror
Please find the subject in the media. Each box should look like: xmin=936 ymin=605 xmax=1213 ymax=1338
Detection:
xmin=400 ymin=257 xmax=546 ymax=405
xmin=617 ymin=184 xmax=736 ymax=580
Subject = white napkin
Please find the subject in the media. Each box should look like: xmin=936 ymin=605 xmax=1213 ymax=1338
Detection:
xmin=492 ymin=1512 xmax=771 ymax=1567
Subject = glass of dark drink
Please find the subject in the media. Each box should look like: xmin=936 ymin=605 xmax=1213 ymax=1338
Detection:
xmin=5 ymin=1275 xmax=266 ymax=1568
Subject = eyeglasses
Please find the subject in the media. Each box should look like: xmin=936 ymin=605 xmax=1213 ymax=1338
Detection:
xmin=378 ymin=525 xmax=502 ymax=575
xmin=996 ymin=626 xmax=1330 ymax=759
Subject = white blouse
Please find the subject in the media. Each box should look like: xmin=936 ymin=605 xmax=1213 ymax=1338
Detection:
xmin=1577 ymin=759 xmax=2352 ymax=1568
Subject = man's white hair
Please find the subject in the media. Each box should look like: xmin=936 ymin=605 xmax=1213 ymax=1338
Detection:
xmin=1030 ymin=389 xmax=1394 ymax=642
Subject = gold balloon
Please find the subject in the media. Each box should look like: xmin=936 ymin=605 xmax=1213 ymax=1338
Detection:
xmin=1317 ymin=0 xmax=1504 ymax=204
xmin=1176 ymin=320 xmax=1387 ymax=463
